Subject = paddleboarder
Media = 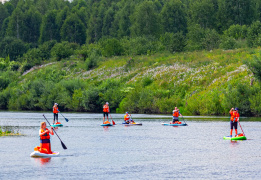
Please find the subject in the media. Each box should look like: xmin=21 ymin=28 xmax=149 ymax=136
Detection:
xmin=229 ymin=107 xmax=240 ymax=137
xmin=39 ymin=122 xmax=54 ymax=154
xmin=172 ymin=107 xmax=182 ymax=124
xmin=103 ymin=102 xmax=110 ymax=123
xmin=124 ymin=112 xmax=133 ymax=124
xmin=53 ymin=103 xmax=60 ymax=124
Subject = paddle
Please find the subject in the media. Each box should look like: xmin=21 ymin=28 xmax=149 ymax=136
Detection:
xmin=109 ymin=113 xmax=116 ymax=125
xmin=238 ymin=118 xmax=245 ymax=136
xmin=181 ymin=116 xmax=187 ymax=125
xmin=43 ymin=114 xmax=67 ymax=150
xmin=59 ymin=112 xmax=69 ymax=122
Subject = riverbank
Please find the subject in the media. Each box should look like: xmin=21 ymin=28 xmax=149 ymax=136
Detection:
xmin=0 ymin=48 xmax=260 ymax=116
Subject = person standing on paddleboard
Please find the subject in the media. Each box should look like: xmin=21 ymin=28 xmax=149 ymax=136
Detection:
xmin=53 ymin=103 xmax=60 ymax=124
xmin=103 ymin=102 xmax=110 ymax=123
xmin=39 ymin=122 xmax=54 ymax=154
xmin=229 ymin=107 xmax=240 ymax=137
xmin=172 ymin=107 xmax=182 ymax=124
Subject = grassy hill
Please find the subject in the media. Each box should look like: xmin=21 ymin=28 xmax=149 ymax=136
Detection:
xmin=1 ymin=48 xmax=260 ymax=116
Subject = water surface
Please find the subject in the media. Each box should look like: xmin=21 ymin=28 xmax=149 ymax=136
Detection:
xmin=0 ymin=112 xmax=260 ymax=179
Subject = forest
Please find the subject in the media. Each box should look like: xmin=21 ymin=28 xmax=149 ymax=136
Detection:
xmin=1 ymin=0 xmax=261 ymax=116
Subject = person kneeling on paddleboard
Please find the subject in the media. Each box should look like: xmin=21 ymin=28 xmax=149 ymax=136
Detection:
xmin=53 ymin=103 xmax=60 ymax=124
xmin=124 ymin=112 xmax=132 ymax=123
xmin=172 ymin=107 xmax=182 ymax=124
xmin=39 ymin=122 xmax=54 ymax=154
xmin=229 ymin=107 xmax=240 ymax=137
xmin=103 ymin=102 xmax=110 ymax=124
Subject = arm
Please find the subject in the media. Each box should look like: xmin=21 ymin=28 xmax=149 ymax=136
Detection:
xmin=229 ymin=108 xmax=234 ymax=114
xmin=49 ymin=127 xmax=54 ymax=135
xmin=39 ymin=129 xmax=49 ymax=136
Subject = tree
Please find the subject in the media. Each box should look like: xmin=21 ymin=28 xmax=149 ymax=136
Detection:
xmin=23 ymin=7 xmax=42 ymax=43
xmin=6 ymin=7 xmax=25 ymax=40
xmin=217 ymin=0 xmax=257 ymax=32
xmin=130 ymin=1 xmax=162 ymax=37
xmin=161 ymin=0 xmax=187 ymax=34
xmin=188 ymin=0 xmax=216 ymax=29
xmin=102 ymin=7 xmax=115 ymax=37
xmin=86 ymin=3 xmax=106 ymax=43
xmin=60 ymin=14 xmax=86 ymax=45
xmin=0 ymin=3 xmax=9 ymax=33
xmin=247 ymin=21 xmax=261 ymax=47
xmin=0 ymin=36 xmax=28 ymax=61
xmin=39 ymin=10 xmax=60 ymax=44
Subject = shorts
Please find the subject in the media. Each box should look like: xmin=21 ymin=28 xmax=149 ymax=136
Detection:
xmin=173 ymin=116 xmax=179 ymax=122
xmin=40 ymin=139 xmax=50 ymax=143
xmin=103 ymin=112 xmax=108 ymax=117
xmin=54 ymin=113 xmax=58 ymax=120
xmin=230 ymin=121 xmax=238 ymax=130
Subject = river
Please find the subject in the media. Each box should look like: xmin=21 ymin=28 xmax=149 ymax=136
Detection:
xmin=0 ymin=112 xmax=260 ymax=179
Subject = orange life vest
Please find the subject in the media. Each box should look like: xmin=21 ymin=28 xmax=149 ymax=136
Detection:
xmin=230 ymin=111 xmax=239 ymax=122
xmin=103 ymin=104 xmax=109 ymax=113
xmin=40 ymin=128 xmax=50 ymax=140
xmin=173 ymin=111 xmax=179 ymax=117
xmin=124 ymin=114 xmax=130 ymax=121
xmin=53 ymin=106 xmax=59 ymax=113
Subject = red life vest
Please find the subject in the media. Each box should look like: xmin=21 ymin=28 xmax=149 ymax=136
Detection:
xmin=53 ymin=106 xmax=59 ymax=113
xmin=173 ymin=111 xmax=179 ymax=117
xmin=40 ymin=128 xmax=50 ymax=140
xmin=230 ymin=111 xmax=239 ymax=122
xmin=103 ymin=105 xmax=109 ymax=112
xmin=124 ymin=114 xmax=130 ymax=120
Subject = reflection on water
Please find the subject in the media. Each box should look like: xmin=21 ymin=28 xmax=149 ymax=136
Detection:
xmin=0 ymin=112 xmax=260 ymax=179
xmin=33 ymin=157 xmax=51 ymax=166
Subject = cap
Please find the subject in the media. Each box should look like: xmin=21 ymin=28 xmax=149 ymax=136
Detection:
xmin=106 ymin=102 xmax=109 ymax=105
xmin=235 ymin=107 xmax=238 ymax=111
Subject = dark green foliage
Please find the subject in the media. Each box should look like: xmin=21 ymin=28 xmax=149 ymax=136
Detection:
xmin=60 ymin=14 xmax=86 ymax=45
xmin=219 ymin=36 xmax=236 ymax=50
xmin=0 ymin=36 xmax=28 ymax=61
xmin=51 ymin=41 xmax=78 ymax=61
xmin=160 ymin=32 xmax=186 ymax=52
xmin=39 ymin=10 xmax=60 ymax=43
xmin=130 ymin=1 xmax=162 ymax=37
xmin=247 ymin=21 xmax=261 ymax=48
xmin=101 ymin=38 xmax=123 ymax=57
xmin=224 ymin=24 xmax=248 ymax=40
xmin=161 ymin=0 xmax=187 ymax=34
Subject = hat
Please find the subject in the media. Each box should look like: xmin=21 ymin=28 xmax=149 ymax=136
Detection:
xmin=126 ymin=112 xmax=128 ymax=114
xmin=106 ymin=102 xmax=109 ymax=105
xmin=55 ymin=103 xmax=58 ymax=105
xmin=235 ymin=107 xmax=238 ymax=111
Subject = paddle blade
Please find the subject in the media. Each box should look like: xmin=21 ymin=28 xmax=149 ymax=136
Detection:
xmin=65 ymin=118 xmax=69 ymax=122
xmin=112 ymin=120 xmax=116 ymax=125
xmin=61 ymin=141 xmax=67 ymax=150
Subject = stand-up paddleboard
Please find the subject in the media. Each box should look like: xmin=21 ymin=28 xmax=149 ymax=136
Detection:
xmin=223 ymin=136 xmax=247 ymax=140
xmin=30 ymin=151 xmax=60 ymax=157
xmin=161 ymin=123 xmax=187 ymax=126
xmin=101 ymin=123 xmax=113 ymax=126
xmin=51 ymin=123 xmax=63 ymax=127
xmin=122 ymin=122 xmax=142 ymax=126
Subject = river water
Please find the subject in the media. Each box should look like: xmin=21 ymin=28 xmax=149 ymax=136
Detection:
xmin=0 ymin=112 xmax=261 ymax=179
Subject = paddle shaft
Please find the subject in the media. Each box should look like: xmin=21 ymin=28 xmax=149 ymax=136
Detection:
xmin=109 ymin=113 xmax=115 ymax=125
xmin=181 ymin=116 xmax=187 ymax=124
xmin=238 ymin=119 xmax=245 ymax=136
xmin=43 ymin=114 xmax=67 ymax=149
xmin=59 ymin=112 xmax=69 ymax=122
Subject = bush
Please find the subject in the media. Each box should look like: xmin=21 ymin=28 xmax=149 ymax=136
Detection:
xmin=51 ymin=41 xmax=78 ymax=61
xmin=101 ymin=38 xmax=124 ymax=57
xmin=160 ymin=32 xmax=186 ymax=53
xmin=247 ymin=21 xmax=261 ymax=47
xmin=224 ymin=24 xmax=248 ymax=40
xmin=219 ymin=36 xmax=236 ymax=50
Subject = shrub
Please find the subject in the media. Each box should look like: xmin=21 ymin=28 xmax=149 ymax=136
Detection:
xmin=51 ymin=41 xmax=78 ymax=61
xmin=219 ymin=36 xmax=236 ymax=50
xmin=160 ymin=32 xmax=186 ymax=53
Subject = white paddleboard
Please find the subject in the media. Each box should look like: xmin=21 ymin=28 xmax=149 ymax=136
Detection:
xmin=30 ymin=151 xmax=60 ymax=157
